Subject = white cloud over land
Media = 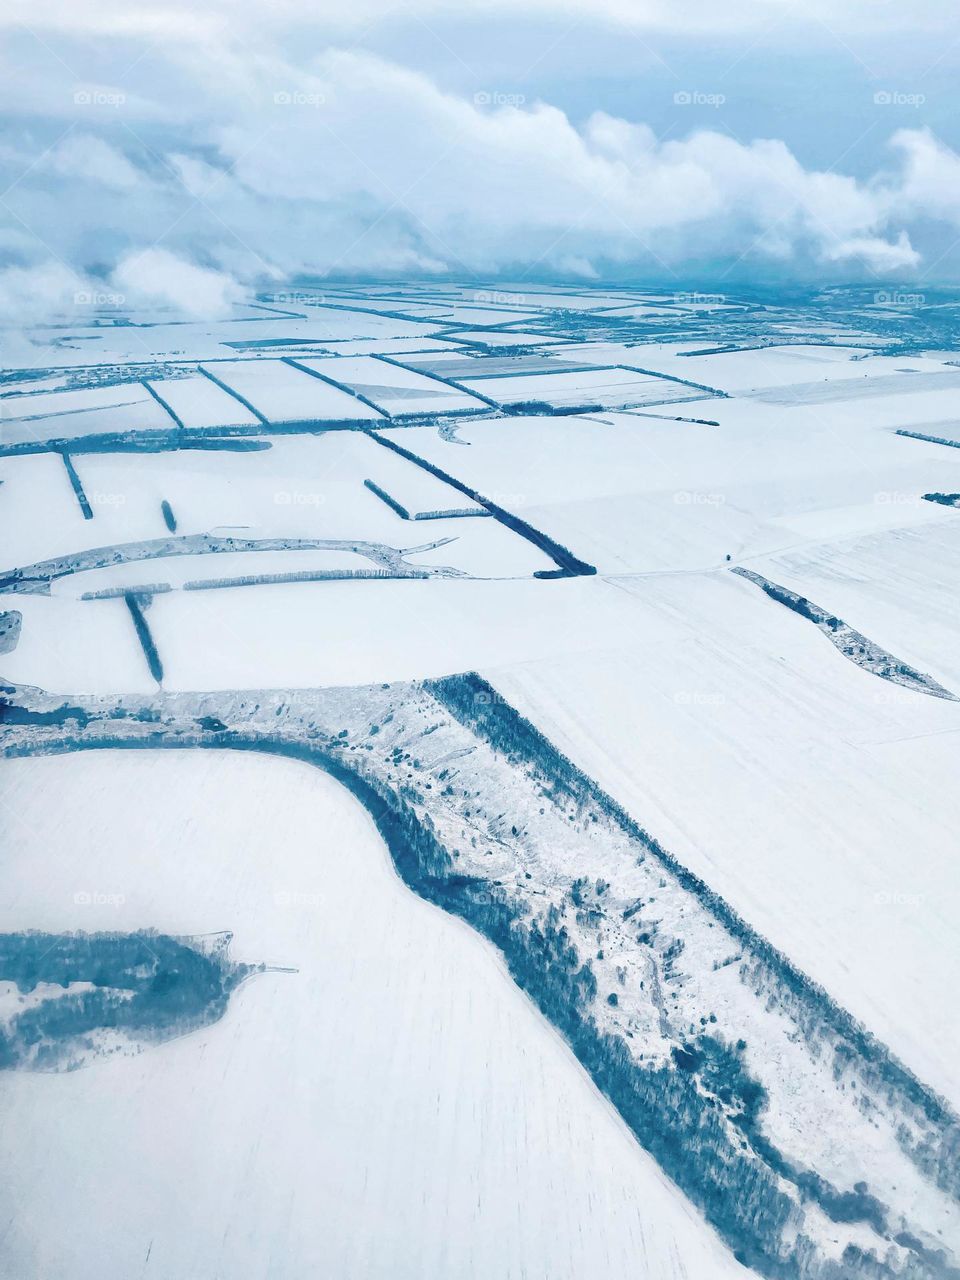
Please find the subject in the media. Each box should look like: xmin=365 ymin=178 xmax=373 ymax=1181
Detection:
xmin=2 ymin=43 xmax=960 ymax=317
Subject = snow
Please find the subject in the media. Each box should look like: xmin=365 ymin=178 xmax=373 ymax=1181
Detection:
xmin=0 ymin=452 xmax=98 ymax=565
xmin=458 ymin=366 xmax=708 ymax=409
xmin=40 ymin=432 xmax=547 ymax=575
xmin=402 ymin=352 xmax=599 ymax=378
xmin=0 ymin=383 xmax=172 ymax=446
xmin=2 ymin=385 xmax=154 ymax=418
xmin=423 ymin=307 xmax=543 ymax=326
xmin=303 ymin=337 xmax=463 ymax=356
xmin=446 ymin=330 xmax=556 ymax=347
xmin=742 ymin=368 xmax=960 ymax=405
xmin=486 ymin=567 xmax=960 ymax=1108
xmin=0 ymin=577 xmax=637 ymax=694
xmin=295 ymin=355 xmax=488 ymax=415
xmin=201 ymin=360 xmax=386 ymax=424
xmin=0 ymin=309 xmax=445 ymax=377
xmin=146 ymin=375 xmax=261 ymax=431
xmin=742 ymin=517 xmax=960 ymax=690
xmin=382 ymin=400 xmax=960 ymax=572
xmin=4 ymin=282 xmax=960 ymax=1280
xmin=556 ymin=343 xmax=960 ymax=398
xmin=0 ymin=749 xmax=747 ymax=1280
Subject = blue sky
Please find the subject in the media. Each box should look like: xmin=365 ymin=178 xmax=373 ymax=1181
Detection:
xmin=1 ymin=0 xmax=960 ymax=315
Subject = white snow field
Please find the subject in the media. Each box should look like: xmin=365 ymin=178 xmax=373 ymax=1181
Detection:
xmin=741 ymin=519 xmax=960 ymax=691
xmin=459 ymin=365 xmax=708 ymax=410
xmin=378 ymin=398 xmax=960 ymax=573
xmin=295 ymin=354 xmax=489 ymax=416
xmin=0 ymin=382 xmax=173 ymax=447
xmin=446 ymin=329 xmax=563 ymax=347
xmin=0 ymin=750 xmax=747 ymax=1280
xmin=486 ymin=566 xmax=960 ymax=1109
xmin=200 ymin=360 xmax=387 ymax=424
xmin=145 ymin=374 xmax=261 ymax=432
xmin=0 ymin=576 xmax=628 ymax=692
xmin=557 ymin=342 xmax=960 ymax=397
xmin=3 ymin=282 xmax=960 ymax=1280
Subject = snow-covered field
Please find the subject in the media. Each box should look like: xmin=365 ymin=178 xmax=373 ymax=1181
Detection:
xmin=146 ymin=374 xmax=262 ymax=432
xmin=487 ymin=568 xmax=960 ymax=1107
xmin=458 ymin=365 xmax=707 ymax=409
xmin=0 ymin=382 xmax=173 ymax=447
xmin=2 ymin=282 xmax=960 ymax=1280
xmin=297 ymin=355 xmax=489 ymax=415
xmin=200 ymin=359 xmax=387 ymax=424
xmin=0 ymin=750 xmax=746 ymax=1280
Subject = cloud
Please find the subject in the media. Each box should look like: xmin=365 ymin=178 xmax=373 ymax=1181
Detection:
xmin=110 ymin=249 xmax=244 ymax=317
xmin=155 ymin=51 xmax=940 ymax=277
xmin=822 ymin=230 xmax=920 ymax=272
xmin=890 ymin=128 xmax=960 ymax=225
xmin=47 ymin=134 xmax=146 ymax=191
xmin=0 ymin=261 xmax=87 ymax=323
xmin=1 ymin=43 xmax=959 ymax=313
xmin=1 ymin=0 xmax=952 ymax=40
xmin=0 ymin=252 xmax=242 ymax=327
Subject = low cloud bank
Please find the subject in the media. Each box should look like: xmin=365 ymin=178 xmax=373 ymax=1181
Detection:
xmin=1 ymin=47 xmax=958 ymax=319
